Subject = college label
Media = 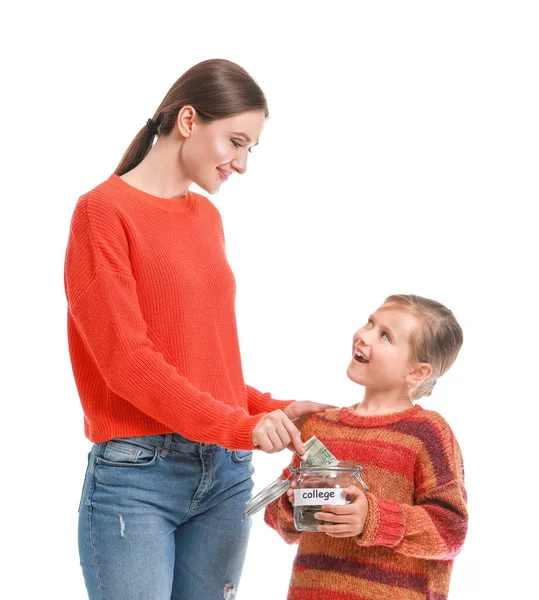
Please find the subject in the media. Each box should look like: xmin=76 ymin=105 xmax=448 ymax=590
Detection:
xmin=294 ymin=488 xmax=347 ymax=506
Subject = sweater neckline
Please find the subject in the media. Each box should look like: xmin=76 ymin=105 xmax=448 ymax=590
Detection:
xmin=107 ymin=174 xmax=198 ymax=214
xmin=338 ymin=404 xmax=423 ymax=428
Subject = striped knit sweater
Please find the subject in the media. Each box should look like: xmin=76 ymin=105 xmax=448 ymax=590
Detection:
xmin=64 ymin=175 xmax=292 ymax=447
xmin=265 ymin=406 xmax=467 ymax=600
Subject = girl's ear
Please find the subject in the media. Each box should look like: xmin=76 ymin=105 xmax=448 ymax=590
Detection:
xmin=406 ymin=362 xmax=433 ymax=386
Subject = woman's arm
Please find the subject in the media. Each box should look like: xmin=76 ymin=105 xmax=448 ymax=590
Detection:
xmin=245 ymin=385 xmax=294 ymax=414
xmin=246 ymin=387 xmax=334 ymax=430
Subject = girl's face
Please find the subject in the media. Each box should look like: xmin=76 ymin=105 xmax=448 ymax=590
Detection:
xmin=178 ymin=109 xmax=266 ymax=195
xmin=347 ymin=306 xmax=419 ymax=392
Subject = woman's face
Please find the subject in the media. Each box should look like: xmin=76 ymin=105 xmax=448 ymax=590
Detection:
xmin=179 ymin=109 xmax=266 ymax=195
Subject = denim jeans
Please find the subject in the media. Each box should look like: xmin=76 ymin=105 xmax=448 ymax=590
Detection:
xmin=78 ymin=433 xmax=254 ymax=600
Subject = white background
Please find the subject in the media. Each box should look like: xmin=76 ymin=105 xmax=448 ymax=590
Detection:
xmin=2 ymin=1 xmax=538 ymax=598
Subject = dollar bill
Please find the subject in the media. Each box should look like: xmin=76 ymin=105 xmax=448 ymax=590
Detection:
xmin=301 ymin=435 xmax=339 ymax=466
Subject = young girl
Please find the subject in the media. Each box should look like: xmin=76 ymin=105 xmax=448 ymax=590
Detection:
xmin=265 ymin=294 xmax=468 ymax=600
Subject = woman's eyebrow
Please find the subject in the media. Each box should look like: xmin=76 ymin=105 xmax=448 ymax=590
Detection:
xmin=231 ymin=132 xmax=259 ymax=146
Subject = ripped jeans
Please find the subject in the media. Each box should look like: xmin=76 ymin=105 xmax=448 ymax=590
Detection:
xmin=78 ymin=433 xmax=254 ymax=600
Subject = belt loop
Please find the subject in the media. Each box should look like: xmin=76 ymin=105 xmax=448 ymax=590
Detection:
xmin=160 ymin=433 xmax=173 ymax=458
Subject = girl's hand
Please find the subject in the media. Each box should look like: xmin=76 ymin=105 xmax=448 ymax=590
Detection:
xmin=314 ymin=486 xmax=369 ymax=537
xmin=286 ymin=480 xmax=297 ymax=505
xmin=283 ymin=401 xmax=337 ymax=430
xmin=252 ymin=410 xmax=305 ymax=455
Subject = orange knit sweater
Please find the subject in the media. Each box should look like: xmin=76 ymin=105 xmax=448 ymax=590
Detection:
xmin=265 ymin=406 xmax=468 ymax=600
xmin=64 ymin=175 xmax=292 ymax=448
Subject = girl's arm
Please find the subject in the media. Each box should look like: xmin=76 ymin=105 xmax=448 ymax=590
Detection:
xmin=264 ymin=462 xmax=302 ymax=545
xmin=315 ymin=422 xmax=468 ymax=560
xmin=357 ymin=478 xmax=467 ymax=560
xmin=264 ymin=492 xmax=301 ymax=545
xmin=357 ymin=426 xmax=467 ymax=560
xmin=318 ymin=424 xmax=468 ymax=560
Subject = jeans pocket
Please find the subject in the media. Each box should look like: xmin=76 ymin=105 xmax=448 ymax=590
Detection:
xmin=78 ymin=451 xmax=92 ymax=512
xmin=96 ymin=438 xmax=160 ymax=467
xmin=231 ymin=450 xmax=253 ymax=463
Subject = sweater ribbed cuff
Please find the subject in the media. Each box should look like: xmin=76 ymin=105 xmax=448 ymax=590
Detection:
xmin=279 ymin=493 xmax=295 ymax=519
xmin=356 ymin=493 xmax=404 ymax=548
xmin=232 ymin=413 xmax=265 ymax=449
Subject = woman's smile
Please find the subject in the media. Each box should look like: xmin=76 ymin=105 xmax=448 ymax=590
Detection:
xmin=217 ymin=167 xmax=231 ymax=182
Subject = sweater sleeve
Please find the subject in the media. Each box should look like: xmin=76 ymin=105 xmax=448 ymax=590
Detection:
xmin=355 ymin=422 xmax=468 ymax=560
xmin=264 ymin=455 xmax=302 ymax=544
xmin=64 ymin=194 xmax=263 ymax=450
xmin=245 ymin=385 xmax=295 ymax=415
xmin=264 ymin=492 xmax=301 ymax=545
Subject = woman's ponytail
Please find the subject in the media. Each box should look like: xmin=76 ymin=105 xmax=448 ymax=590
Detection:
xmin=114 ymin=114 xmax=163 ymax=176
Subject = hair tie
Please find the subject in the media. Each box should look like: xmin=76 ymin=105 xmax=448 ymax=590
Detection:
xmin=146 ymin=118 xmax=159 ymax=136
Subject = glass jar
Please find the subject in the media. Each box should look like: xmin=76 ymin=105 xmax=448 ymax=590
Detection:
xmin=290 ymin=461 xmax=368 ymax=532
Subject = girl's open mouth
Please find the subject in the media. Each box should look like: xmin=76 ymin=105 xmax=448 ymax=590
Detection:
xmin=354 ymin=353 xmax=369 ymax=364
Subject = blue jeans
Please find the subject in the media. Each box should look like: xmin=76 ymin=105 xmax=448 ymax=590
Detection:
xmin=78 ymin=434 xmax=254 ymax=600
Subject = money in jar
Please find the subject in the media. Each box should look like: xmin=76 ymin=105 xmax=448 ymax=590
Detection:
xmin=291 ymin=461 xmax=368 ymax=532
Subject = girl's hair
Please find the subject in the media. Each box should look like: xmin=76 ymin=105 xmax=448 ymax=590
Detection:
xmin=382 ymin=294 xmax=464 ymax=401
xmin=114 ymin=59 xmax=269 ymax=176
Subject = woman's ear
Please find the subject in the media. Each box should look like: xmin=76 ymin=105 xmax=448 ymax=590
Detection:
xmin=177 ymin=105 xmax=197 ymax=138
xmin=407 ymin=362 xmax=433 ymax=386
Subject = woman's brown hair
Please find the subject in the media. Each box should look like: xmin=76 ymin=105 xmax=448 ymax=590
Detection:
xmin=114 ymin=59 xmax=269 ymax=176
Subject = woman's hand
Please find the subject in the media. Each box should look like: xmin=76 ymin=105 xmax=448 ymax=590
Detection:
xmin=283 ymin=401 xmax=336 ymax=430
xmin=314 ymin=486 xmax=369 ymax=537
xmin=252 ymin=410 xmax=305 ymax=455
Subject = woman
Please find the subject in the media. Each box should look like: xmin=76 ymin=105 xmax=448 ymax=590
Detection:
xmin=65 ymin=59 xmax=330 ymax=600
